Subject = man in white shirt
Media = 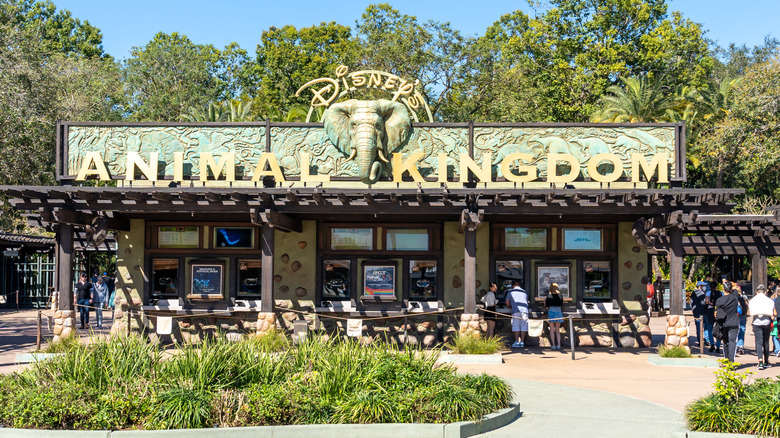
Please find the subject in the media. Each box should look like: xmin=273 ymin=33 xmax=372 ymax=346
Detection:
xmin=506 ymin=280 xmax=529 ymax=348
xmin=748 ymin=284 xmax=776 ymax=370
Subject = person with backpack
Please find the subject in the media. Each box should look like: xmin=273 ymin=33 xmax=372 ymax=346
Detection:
xmin=717 ymin=282 xmax=741 ymax=363
xmin=691 ymin=281 xmax=708 ymax=346
xmin=93 ymin=276 xmax=108 ymax=329
xmin=705 ymin=281 xmax=723 ymax=353
xmin=748 ymin=284 xmax=775 ymax=370
xmin=735 ymin=284 xmax=748 ymax=355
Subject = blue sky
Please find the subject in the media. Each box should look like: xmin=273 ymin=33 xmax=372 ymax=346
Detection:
xmin=54 ymin=0 xmax=779 ymax=60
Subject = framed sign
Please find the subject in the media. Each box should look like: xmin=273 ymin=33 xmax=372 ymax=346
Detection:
xmin=189 ymin=262 xmax=224 ymax=299
xmin=562 ymin=228 xmax=602 ymax=251
xmin=158 ymin=226 xmax=200 ymax=248
xmin=363 ymin=263 xmax=396 ymax=299
xmin=537 ymin=265 xmax=570 ymax=298
xmin=214 ymin=227 xmax=255 ymax=249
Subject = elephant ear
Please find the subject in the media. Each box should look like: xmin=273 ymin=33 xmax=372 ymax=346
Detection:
xmin=377 ymin=100 xmax=412 ymax=152
xmin=322 ymin=99 xmax=357 ymax=153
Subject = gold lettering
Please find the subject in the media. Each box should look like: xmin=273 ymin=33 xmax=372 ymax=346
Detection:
xmin=392 ymin=152 xmax=425 ymax=182
xmin=352 ymin=72 xmax=366 ymax=87
xmin=368 ymin=72 xmax=382 ymax=87
xmin=459 ymin=153 xmax=492 ymax=183
xmin=631 ymin=153 xmax=668 ymax=183
xmin=437 ymin=153 xmax=449 ymax=183
xmin=251 ymin=153 xmax=286 ymax=182
xmin=199 ymin=152 xmax=235 ymax=181
xmin=384 ymin=76 xmax=398 ymax=90
xmin=173 ymin=152 xmax=184 ymax=182
xmin=299 ymin=152 xmax=330 ymax=183
xmin=546 ymin=153 xmax=579 ymax=183
xmin=75 ymin=151 xmax=110 ymax=180
xmin=125 ymin=152 xmax=159 ymax=181
xmin=392 ymin=79 xmax=415 ymax=101
xmin=587 ymin=153 xmax=624 ymax=183
xmin=499 ymin=153 xmax=537 ymax=183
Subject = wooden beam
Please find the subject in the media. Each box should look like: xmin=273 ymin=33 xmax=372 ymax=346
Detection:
xmin=43 ymin=208 xmax=131 ymax=231
xmin=251 ymin=208 xmax=302 ymax=233
xmin=669 ymin=226 xmax=684 ymax=315
xmin=261 ymin=224 xmax=274 ymax=313
xmin=459 ymin=209 xmax=484 ymax=233
xmin=56 ymin=224 xmax=74 ymax=312
xmin=464 ymin=226 xmax=477 ymax=315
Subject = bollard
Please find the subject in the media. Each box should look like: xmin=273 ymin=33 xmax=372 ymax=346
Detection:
xmin=699 ymin=317 xmax=704 ymax=356
xmin=568 ymin=315 xmax=575 ymax=360
xmin=37 ymin=310 xmax=42 ymax=351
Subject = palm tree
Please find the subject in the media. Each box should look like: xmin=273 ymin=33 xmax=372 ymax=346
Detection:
xmin=590 ymin=75 xmax=676 ymax=123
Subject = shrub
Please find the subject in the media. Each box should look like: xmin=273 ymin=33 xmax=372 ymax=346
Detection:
xmin=446 ymin=333 xmax=506 ymax=354
xmin=656 ymin=345 xmax=692 ymax=358
xmin=148 ymin=386 xmax=214 ymax=429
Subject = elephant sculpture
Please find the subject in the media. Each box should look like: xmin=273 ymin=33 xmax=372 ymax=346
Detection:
xmin=322 ymin=99 xmax=412 ymax=184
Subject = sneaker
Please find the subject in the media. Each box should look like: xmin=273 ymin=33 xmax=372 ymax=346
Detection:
xmin=519 ymin=341 xmax=525 ymax=348
xmin=716 ymin=348 xmax=722 ymax=354
xmin=709 ymin=346 xmax=715 ymax=352
xmin=758 ymin=362 xmax=765 ymax=370
xmin=511 ymin=341 xmax=521 ymax=348
xmin=737 ymin=348 xmax=744 ymax=355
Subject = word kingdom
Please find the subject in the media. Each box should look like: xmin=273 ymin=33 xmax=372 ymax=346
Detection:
xmin=75 ymin=151 xmax=669 ymax=184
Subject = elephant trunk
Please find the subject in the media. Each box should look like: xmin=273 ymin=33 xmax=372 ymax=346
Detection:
xmin=356 ymin=123 xmax=381 ymax=184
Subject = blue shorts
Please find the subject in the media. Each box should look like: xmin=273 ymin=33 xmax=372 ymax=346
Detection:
xmin=548 ymin=306 xmax=564 ymax=323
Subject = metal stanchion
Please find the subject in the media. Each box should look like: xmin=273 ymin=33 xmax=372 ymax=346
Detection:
xmin=568 ymin=315 xmax=575 ymax=360
xmin=699 ymin=317 xmax=704 ymax=356
xmin=127 ymin=308 xmax=131 ymax=336
xmin=37 ymin=310 xmax=42 ymax=351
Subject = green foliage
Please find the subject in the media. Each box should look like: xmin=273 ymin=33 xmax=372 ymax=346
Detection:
xmin=590 ymin=75 xmax=677 ymax=122
xmin=656 ymin=344 xmax=692 ymax=358
xmin=0 ymin=334 xmax=512 ymax=430
xmin=149 ymin=386 xmax=214 ymax=429
xmin=42 ymin=334 xmax=80 ymax=352
xmin=713 ymin=359 xmax=753 ymax=403
xmin=686 ymin=376 xmax=780 ymax=436
xmin=446 ymin=333 xmax=506 ymax=354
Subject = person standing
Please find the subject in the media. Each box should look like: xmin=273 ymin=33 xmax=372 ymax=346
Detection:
xmin=106 ymin=272 xmax=116 ymax=309
xmin=717 ymin=282 xmax=740 ymax=362
xmin=545 ymin=283 xmax=564 ymax=350
xmin=481 ymin=283 xmax=498 ymax=338
xmin=645 ymin=278 xmax=655 ymax=317
xmin=774 ymin=287 xmax=780 ymax=356
xmin=706 ymin=283 xmax=723 ymax=353
xmin=74 ymin=274 xmax=93 ymax=329
xmin=93 ymin=277 xmax=108 ymax=329
xmin=735 ymin=285 xmax=748 ymax=355
xmin=691 ymin=282 xmax=708 ymax=346
xmin=748 ymin=284 xmax=775 ymax=370
xmin=506 ymin=279 xmax=529 ymax=348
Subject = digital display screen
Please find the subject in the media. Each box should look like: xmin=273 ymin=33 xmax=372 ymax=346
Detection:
xmin=563 ymin=229 xmax=602 ymax=251
xmin=214 ymin=227 xmax=254 ymax=249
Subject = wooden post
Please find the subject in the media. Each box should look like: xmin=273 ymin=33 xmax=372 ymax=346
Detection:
xmin=752 ymin=253 xmax=767 ymax=291
xmin=261 ymin=224 xmax=274 ymax=313
xmin=464 ymin=227 xmax=477 ymax=315
xmin=669 ymin=226 xmax=683 ymax=315
xmin=37 ymin=310 xmax=42 ymax=351
xmin=55 ymin=224 xmax=74 ymax=311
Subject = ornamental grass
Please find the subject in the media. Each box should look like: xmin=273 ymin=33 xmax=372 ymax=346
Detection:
xmin=446 ymin=332 xmax=507 ymax=355
xmin=656 ymin=344 xmax=692 ymax=358
xmin=0 ymin=333 xmax=512 ymax=430
xmin=685 ymin=359 xmax=780 ymax=437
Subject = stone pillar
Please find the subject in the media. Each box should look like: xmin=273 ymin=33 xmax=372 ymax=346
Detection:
xmin=459 ymin=313 xmax=481 ymax=336
xmin=669 ymin=226 xmax=684 ymax=315
xmin=752 ymin=252 xmax=767 ymax=291
xmin=54 ymin=224 xmax=76 ymax=341
xmin=256 ymin=312 xmax=277 ymax=336
xmin=664 ymin=314 xmax=690 ymax=353
xmin=261 ymin=224 xmax=274 ymax=313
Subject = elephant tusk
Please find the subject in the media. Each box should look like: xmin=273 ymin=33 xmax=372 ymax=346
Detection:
xmin=345 ymin=149 xmax=357 ymax=161
xmin=377 ymin=149 xmax=390 ymax=163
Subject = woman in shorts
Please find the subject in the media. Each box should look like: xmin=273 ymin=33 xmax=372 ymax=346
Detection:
xmin=545 ymin=283 xmax=565 ymax=350
xmin=481 ymin=282 xmax=499 ymax=337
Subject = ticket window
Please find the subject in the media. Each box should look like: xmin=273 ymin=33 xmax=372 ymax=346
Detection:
xmin=409 ymin=260 xmax=437 ymax=300
xmin=495 ymin=260 xmax=524 ymax=306
xmin=322 ymin=259 xmax=351 ymax=301
xmin=583 ymin=261 xmax=611 ymax=302
xmin=152 ymin=258 xmax=179 ymax=299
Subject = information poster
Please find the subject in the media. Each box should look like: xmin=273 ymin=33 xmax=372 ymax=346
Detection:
xmin=331 ymin=228 xmax=373 ymax=250
xmin=563 ymin=229 xmax=602 ymax=251
xmin=159 ymin=226 xmax=200 ymax=248
xmin=363 ymin=265 xmax=395 ymax=297
xmin=505 ymin=228 xmax=547 ymax=250
xmin=347 ymin=319 xmax=363 ymax=337
xmin=191 ymin=264 xmax=223 ymax=296
xmin=537 ymin=265 xmax=570 ymax=297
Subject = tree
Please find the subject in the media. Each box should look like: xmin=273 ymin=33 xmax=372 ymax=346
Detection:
xmin=455 ymin=0 xmax=713 ymax=122
xmin=1 ymin=0 xmax=105 ymax=58
xmin=123 ymin=32 xmax=239 ymax=121
xmin=590 ymin=75 xmax=676 ymax=122
xmin=182 ymin=100 xmax=254 ymax=122
xmin=247 ymin=22 xmax=360 ymax=119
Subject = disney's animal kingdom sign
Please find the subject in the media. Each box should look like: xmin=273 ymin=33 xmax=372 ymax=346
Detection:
xmin=62 ymin=66 xmax=683 ymax=187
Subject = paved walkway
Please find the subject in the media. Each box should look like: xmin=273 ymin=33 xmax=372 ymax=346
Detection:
xmin=480 ymin=379 xmax=686 ymax=437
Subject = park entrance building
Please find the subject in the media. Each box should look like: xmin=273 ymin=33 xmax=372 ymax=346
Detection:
xmin=0 ymin=67 xmax=754 ymax=347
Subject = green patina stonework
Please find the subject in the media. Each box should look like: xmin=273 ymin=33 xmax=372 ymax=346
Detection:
xmin=67 ymin=124 xmax=674 ymax=181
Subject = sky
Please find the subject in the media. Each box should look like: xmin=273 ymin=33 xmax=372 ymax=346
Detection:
xmin=53 ymin=0 xmax=779 ymax=60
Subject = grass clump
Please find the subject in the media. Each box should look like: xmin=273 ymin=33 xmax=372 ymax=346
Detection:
xmin=685 ymin=359 xmax=780 ymax=436
xmin=446 ymin=333 xmax=506 ymax=355
xmin=0 ymin=333 xmax=512 ymax=430
xmin=656 ymin=345 xmax=692 ymax=358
